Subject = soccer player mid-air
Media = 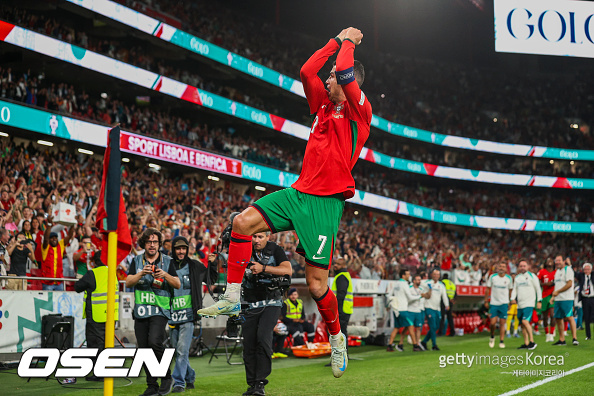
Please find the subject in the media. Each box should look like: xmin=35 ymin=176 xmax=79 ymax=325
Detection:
xmin=198 ymin=27 xmax=372 ymax=378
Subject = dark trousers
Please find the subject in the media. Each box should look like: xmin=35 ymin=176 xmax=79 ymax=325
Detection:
xmin=583 ymin=297 xmax=594 ymax=339
xmin=339 ymin=313 xmax=350 ymax=338
xmin=134 ymin=315 xmax=171 ymax=390
xmin=273 ymin=334 xmax=287 ymax=353
xmin=86 ymin=319 xmax=106 ymax=350
xmin=86 ymin=319 xmax=105 ymax=366
xmin=242 ymin=306 xmax=281 ymax=386
xmin=286 ymin=321 xmax=315 ymax=346
xmin=440 ymin=299 xmax=454 ymax=336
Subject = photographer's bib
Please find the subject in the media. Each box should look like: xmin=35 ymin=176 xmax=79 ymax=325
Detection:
xmin=169 ymin=263 xmax=194 ymax=324
xmin=133 ymin=254 xmax=173 ymax=320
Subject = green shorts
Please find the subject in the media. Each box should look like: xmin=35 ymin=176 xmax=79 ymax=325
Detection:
xmin=251 ymin=188 xmax=345 ymax=270
xmin=538 ymin=295 xmax=554 ymax=314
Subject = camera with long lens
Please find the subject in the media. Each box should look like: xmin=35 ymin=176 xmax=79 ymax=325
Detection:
xmin=226 ymin=315 xmax=244 ymax=338
xmin=253 ymin=273 xmax=291 ymax=292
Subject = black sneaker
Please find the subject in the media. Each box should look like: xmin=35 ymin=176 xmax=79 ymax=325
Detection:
xmin=413 ymin=345 xmax=422 ymax=352
xmin=253 ymin=382 xmax=266 ymax=396
xmin=420 ymin=341 xmax=428 ymax=350
xmin=528 ymin=342 xmax=537 ymax=350
xmin=552 ymin=340 xmax=566 ymax=346
xmin=572 ymin=338 xmax=580 ymax=346
xmin=158 ymin=378 xmax=174 ymax=395
xmin=242 ymin=385 xmax=255 ymax=396
xmin=139 ymin=388 xmax=159 ymax=396
xmin=395 ymin=344 xmax=404 ymax=352
xmin=387 ymin=344 xmax=395 ymax=352
xmin=432 ymin=345 xmax=440 ymax=351
xmin=517 ymin=344 xmax=528 ymax=349
xmin=186 ymin=383 xmax=194 ymax=390
xmin=172 ymin=385 xmax=185 ymax=394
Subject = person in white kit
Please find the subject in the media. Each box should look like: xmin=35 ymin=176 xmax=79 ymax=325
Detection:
xmin=469 ymin=262 xmax=482 ymax=286
xmin=420 ymin=269 xmax=449 ymax=351
xmin=408 ymin=275 xmax=428 ymax=350
xmin=510 ymin=259 xmax=542 ymax=350
xmin=552 ymin=255 xmax=579 ymax=346
xmin=387 ymin=269 xmax=429 ymax=352
xmin=485 ymin=262 xmax=513 ymax=349
xmin=453 ymin=263 xmax=470 ymax=285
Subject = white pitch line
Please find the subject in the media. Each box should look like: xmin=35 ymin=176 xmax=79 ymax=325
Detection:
xmin=498 ymin=362 xmax=594 ymax=396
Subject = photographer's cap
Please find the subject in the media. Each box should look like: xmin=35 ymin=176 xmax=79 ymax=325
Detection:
xmin=288 ymin=287 xmax=297 ymax=296
xmin=173 ymin=237 xmax=189 ymax=248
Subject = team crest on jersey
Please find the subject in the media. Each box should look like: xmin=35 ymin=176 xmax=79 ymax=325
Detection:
xmin=333 ymin=104 xmax=344 ymax=119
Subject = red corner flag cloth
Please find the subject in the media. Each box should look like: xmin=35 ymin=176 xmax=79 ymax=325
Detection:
xmin=96 ymin=125 xmax=132 ymax=266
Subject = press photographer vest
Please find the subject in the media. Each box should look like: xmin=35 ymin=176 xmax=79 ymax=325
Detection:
xmin=133 ymin=254 xmax=173 ymax=320
xmin=169 ymin=262 xmax=193 ymax=324
xmin=242 ymin=242 xmax=283 ymax=307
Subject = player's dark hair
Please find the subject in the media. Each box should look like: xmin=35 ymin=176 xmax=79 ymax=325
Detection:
xmin=138 ymin=227 xmax=162 ymax=249
xmin=332 ymin=60 xmax=365 ymax=87
xmin=399 ymin=268 xmax=409 ymax=278
xmin=354 ymin=60 xmax=365 ymax=87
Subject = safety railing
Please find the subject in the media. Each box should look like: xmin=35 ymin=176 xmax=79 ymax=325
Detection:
xmin=0 ymin=275 xmax=128 ymax=291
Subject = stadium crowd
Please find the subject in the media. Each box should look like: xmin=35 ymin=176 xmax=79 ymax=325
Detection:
xmin=0 ymin=64 xmax=594 ymax=221
xmin=118 ymin=0 xmax=594 ymax=150
xmin=2 ymin=4 xmax=594 ymax=168
xmin=1 ymin=66 xmax=593 ymax=222
xmin=1 ymin=139 xmax=592 ymax=289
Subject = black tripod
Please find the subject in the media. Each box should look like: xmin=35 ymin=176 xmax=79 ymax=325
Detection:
xmin=190 ymin=321 xmax=213 ymax=357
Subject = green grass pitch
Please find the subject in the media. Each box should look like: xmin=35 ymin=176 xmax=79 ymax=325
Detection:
xmin=3 ymin=331 xmax=593 ymax=395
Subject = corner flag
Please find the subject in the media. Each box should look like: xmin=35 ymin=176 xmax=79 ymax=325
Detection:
xmin=96 ymin=125 xmax=132 ymax=265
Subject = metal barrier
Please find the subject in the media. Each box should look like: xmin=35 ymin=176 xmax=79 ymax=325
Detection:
xmin=0 ymin=275 xmax=128 ymax=291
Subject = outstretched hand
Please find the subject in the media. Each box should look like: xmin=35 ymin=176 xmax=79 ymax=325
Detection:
xmin=345 ymin=27 xmax=363 ymax=45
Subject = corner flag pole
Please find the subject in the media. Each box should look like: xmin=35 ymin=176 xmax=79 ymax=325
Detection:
xmin=104 ymin=231 xmax=117 ymax=396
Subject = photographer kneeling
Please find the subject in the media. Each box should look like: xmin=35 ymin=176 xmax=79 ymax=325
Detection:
xmin=241 ymin=231 xmax=292 ymax=396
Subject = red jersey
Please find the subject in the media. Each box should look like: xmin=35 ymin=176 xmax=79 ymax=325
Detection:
xmin=41 ymin=239 xmax=65 ymax=285
xmin=293 ymin=39 xmax=372 ymax=199
xmin=538 ymin=268 xmax=556 ymax=298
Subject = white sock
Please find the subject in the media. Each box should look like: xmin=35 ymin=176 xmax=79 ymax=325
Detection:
xmin=330 ymin=333 xmax=343 ymax=346
xmin=224 ymin=282 xmax=241 ymax=302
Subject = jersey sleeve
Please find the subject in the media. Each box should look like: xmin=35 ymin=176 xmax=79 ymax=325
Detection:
xmin=300 ymin=39 xmax=340 ymax=114
xmin=335 ymin=40 xmax=372 ymax=124
xmin=441 ymin=284 xmax=449 ymax=307
xmin=565 ymin=267 xmax=574 ymax=283
xmin=533 ymin=274 xmax=543 ymax=302
xmin=510 ymin=279 xmax=517 ymax=301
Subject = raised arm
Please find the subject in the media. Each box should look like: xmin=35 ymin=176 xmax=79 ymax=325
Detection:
xmin=335 ymin=28 xmax=372 ymax=123
xmin=300 ymin=34 xmax=343 ymax=114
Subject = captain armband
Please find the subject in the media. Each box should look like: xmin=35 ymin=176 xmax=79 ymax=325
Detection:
xmin=335 ymin=67 xmax=355 ymax=85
